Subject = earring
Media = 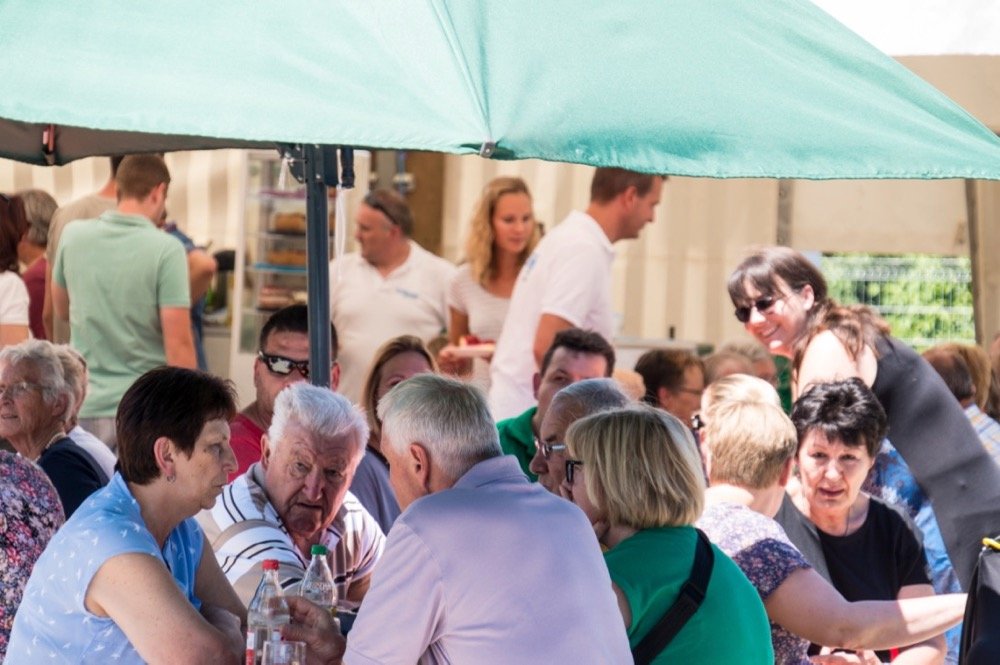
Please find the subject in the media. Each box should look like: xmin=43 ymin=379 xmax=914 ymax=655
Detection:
xmin=166 ymin=474 xmax=176 ymax=483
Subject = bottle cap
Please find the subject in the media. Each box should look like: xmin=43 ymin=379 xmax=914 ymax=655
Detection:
xmin=263 ymin=559 xmax=280 ymax=570
xmin=310 ymin=544 xmax=328 ymax=556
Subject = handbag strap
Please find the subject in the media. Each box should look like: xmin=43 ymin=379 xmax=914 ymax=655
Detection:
xmin=632 ymin=528 xmax=715 ymax=665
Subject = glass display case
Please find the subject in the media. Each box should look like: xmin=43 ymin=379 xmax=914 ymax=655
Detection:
xmin=227 ymin=150 xmax=370 ymax=403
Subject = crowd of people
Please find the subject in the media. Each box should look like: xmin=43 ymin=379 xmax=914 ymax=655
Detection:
xmin=1 ymin=159 xmax=999 ymax=664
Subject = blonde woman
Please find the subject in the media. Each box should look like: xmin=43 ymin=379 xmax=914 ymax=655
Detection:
xmin=697 ymin=375 xmax=964 ymax=665
xmin=562 ymin=405 xmax=772 ymax=664
xmin=438 ymin=177 xmax=539 ymax=387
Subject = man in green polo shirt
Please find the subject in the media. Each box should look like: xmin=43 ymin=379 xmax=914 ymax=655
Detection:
xmin=496 ymin=328 xmax=614 ymax=479
xmin=53 ymin=154 xmax=196 ymax=450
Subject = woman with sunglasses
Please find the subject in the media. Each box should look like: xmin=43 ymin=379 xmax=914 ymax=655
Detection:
xmin=561 ymin=405 xmax=773 ymax=664
xmin=350 ymin=335 xmax=437 ymax=534
xmin=727 ymin=246 xmax=1000 ymax=588
xmin=437 ymin=177 xmax=539 ymax=388
xmin=0 ymin=193 xmax=31 ymax=347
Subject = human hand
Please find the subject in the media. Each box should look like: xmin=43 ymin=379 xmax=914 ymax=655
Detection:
xmin=436 ymin=345 xmax=472 ymax=376
xmin=200 ymin=604 xmax=244 ymax=660
xmin=282 ymin=596 xmax=346 ymax=665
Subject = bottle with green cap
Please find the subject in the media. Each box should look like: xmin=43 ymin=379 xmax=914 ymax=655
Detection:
xmin=300 ymin=544 xmax=337 ymax=618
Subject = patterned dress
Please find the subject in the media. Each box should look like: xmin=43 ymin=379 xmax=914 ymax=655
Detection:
xmin=0 ymin=451 xmax=65 ymax=660
xmin=697 ymin=501 xmax=812 ymax=665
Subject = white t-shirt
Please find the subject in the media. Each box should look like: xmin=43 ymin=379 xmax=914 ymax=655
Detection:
xmin=330 ymin=241 xmax=456 ymax=403
xmin=447 ymin=264 xmax=511 ymax=392
xmin=488 ymin=211 xmax=615 ymax=419
xmin=68 ymin=424 xmax=118 ymax=480
xmin=0 ymin=270 xmax=29 ymax=327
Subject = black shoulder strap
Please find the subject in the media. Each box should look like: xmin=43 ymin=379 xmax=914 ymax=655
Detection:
xmin=632 ymin=528 xmax=715 ymax=665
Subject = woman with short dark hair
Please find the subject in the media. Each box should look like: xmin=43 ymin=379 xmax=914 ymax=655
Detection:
xmin=8 ymin=366 xmax=246 ymax=664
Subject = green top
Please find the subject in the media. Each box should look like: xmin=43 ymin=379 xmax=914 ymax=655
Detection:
xmin=496 ymin=406 xmax=537 ymax=480
xmin=604 ymin=525 xmax=773 ymax=665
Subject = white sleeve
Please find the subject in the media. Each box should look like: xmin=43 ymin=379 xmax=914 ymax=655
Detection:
xmin=446 ymin=266 xmax=469 ymax=314
xmin=538 ymin=242 xmax=606 ymax=326
xmin=0 ymin=272 xmax=29 ymax=325
xmin=345 ymin=522 xmax=444 ymax=665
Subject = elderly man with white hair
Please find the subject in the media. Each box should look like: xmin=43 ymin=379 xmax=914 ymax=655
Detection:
xmin=198 ymin=383 xmax=384 ymax=605
xmin=282 ymin=374 xmax=632 ymax=664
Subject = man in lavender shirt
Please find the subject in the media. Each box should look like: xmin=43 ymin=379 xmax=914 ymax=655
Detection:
xmin=284 ymin=374 xmax=632 ymax=665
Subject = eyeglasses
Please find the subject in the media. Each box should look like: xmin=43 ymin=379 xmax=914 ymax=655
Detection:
xmin=565 ymin=459 xmax=584 ymax=484
xmin=534 ymin=438 xmax=567 ymax=460
xmin=690 ymin=413 xmax=705 ymax=432
xmin=734 ymin=295 xmax=779 ymax=323
xmin=0 ymin=381 xmax=44 ymax=400
xmin=258 ymin=351 xmax=310 ymax=378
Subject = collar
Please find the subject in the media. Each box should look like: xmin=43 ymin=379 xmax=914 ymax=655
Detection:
xmin=100 ymin=209 xmax=158 ymax=229
xmin=452 ymin=455 xmax=528 ymax=490
xmin=565 ymin=210 xmax=615 ymax=255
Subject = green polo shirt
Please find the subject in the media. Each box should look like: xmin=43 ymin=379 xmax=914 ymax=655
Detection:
xmin=497 ymin=406 xmax=537 ymax=480
xmin=54 ymin=210 xmax=190 ymax=417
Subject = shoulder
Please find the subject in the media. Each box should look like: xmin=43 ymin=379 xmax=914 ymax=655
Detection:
xmin=411 ymin=242 xmax=456 ymax=275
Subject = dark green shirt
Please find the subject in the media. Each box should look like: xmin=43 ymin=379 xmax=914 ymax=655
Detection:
xmin=497 ymin=406 xmax=537 ymax=480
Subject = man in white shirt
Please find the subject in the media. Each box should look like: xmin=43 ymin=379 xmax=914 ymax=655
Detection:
xmin=330 ymin=190 xmax=455 ymax=402
xmin=489 ymin=168 xmax=665 ymax=419
xmin=282 ymin=374 xmax=632 ymax=665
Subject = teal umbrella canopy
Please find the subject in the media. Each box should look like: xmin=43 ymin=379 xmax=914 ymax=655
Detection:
xmin=0 ymin=0 xmax=997 ymax=177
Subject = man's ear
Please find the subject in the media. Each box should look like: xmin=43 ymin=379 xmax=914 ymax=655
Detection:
xmin=330 ymin=362 xmax=341 ymax=392
xmin=260 ymin=434 xmax=273 ymax=470
xmin=656 ymin=385 xmax=672 ymax=410
xmin=409 ymin=443 xmax=432 ymax=492
xmin=777 ymin=457 xmax=794 ymax=488
xmin=532 ymin=372 xmax=542 ymax=399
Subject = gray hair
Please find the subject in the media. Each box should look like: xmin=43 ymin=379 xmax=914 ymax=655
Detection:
xmin=52 ymin=345 xmax=87 ymax=421
xmin=16 ymin=189 xmax=57 ymax=246
xmin=549 ymin=377 xmax=632 ymax=426
xmin=378 ymin=374 xmax=500 ymax=480
xmin=0 ymin=339 xmax=72 ymax=420
xmin=719 ymin=339 xmax=772 ymax=364
xmin=268 ymin=383 xmax=368 ymax=461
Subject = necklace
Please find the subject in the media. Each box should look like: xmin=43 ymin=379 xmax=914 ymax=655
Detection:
xmin=843 ymin=502 xmax=854 ymax=536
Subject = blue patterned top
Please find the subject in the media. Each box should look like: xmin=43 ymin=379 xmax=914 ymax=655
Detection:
xmin=6 ymin=473 xmax=204 ymax=664
xmin=697 ymin=501 xmax=812 ymax=665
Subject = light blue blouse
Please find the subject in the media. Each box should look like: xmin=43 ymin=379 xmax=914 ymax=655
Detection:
xmin=6 ymin=473 xmax=204 ymax=664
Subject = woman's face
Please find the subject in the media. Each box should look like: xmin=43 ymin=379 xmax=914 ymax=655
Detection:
xmin=561 ymin=460 xmax=604 ymax=526
xmin=376 ymin=351 xmax=433 ymax=403
xmin=172 ymin=417 xmax=236 ymax=513
xmin=796 ymin=429 xmax=874 ymax=517
xmin=739 ymin=276 xmax=814 ymax=357
xmin=490 ymin=192 xmax=535 ymax=258
xmin=0 ymin=359 xmax=61 ymax=450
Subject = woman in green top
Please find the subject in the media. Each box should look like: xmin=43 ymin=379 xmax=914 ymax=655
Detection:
xmin=562 ymin=405 xmax=773 ymax=664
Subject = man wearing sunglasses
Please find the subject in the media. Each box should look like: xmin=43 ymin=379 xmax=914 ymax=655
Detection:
xmin=329 ymin=189 xmax=455 ymax=403
xmin=229 ymin=304 xmax=340 ymax=479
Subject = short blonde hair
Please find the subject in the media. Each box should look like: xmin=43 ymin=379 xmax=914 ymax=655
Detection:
xmin=565 ymin=405 xmax=704 ymax=529
xmin=463 ymin=176 xmax=540 ymax=286
xmin=703 ymin=400 xmax=796 ymax=489
xmin=701 ymin=373 xmax=780 ymax=413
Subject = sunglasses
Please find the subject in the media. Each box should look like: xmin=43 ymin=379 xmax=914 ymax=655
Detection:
xmin=734 ymin=295 xmax=779 ymax=323
xmin=565 ymin=459 xmax=583 ymax=484
xmin=690 ymin=413 xmax=705 ymax=432
xmin=258 ymin=351 xmax=310 ymax=378
xmin=363 ymin=193 xmax=399 ymax=227
xmin=534 ymin=439 xmax=567 ymax=460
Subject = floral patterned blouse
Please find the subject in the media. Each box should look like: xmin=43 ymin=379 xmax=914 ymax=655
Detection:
xmin=697 ymin=501 xmax=812 ymax=665
xmin=0 ymin=451 xmax=65 ymax=660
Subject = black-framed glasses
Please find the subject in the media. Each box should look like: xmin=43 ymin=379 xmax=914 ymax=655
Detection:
xmin=734 ymin=295 xmax=779 ymax=323
xmin=258 ymin=351 xmax=310 ymax=378
xmin=690 ymin=413 xmax=705 ymax=432
xmin=565 ymin=459 xmax=584 ymax=484
xmin=534 ymin=438 xmax=567 ymax=460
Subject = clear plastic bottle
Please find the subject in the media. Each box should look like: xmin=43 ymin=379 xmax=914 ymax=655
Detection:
xmin=246 ymin=559 xmax=290 ymax=665
xmin=300 ymin=544 xmax=337 ymax=618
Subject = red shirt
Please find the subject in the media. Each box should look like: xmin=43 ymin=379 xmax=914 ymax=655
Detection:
xmin=229 ymin=413 xmax=265 ymax=481
xmin=23 ymin=258 xmax=46 ymax=340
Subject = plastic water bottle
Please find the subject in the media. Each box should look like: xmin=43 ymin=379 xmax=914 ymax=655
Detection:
xmin=246 ymin=559 xmax=290 ymax=665
xmin=300 ymin=544 xmax=337 ymax=618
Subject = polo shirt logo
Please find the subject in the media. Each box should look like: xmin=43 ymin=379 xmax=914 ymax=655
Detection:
xmin=395 ymin=287 xmax=419 ymax=299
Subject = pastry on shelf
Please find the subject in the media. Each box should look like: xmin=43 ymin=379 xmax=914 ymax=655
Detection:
xmin=265 ymin=249 xmax=307 ymax=267
xmin=270 ymin=211 xmax=307 ymax=233
xmin=257 ymin=286 xmax=294 ymax=310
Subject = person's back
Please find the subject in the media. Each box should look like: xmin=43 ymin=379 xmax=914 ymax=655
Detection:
xmin=346 ymin=455 xmax=631 ymax=664
xmin=605 ymin=524 xmax=773 ymax=664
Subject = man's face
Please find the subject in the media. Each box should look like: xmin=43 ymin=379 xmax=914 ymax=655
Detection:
xmin=254 ymin=330 xmax=310 ymax=423
xmin=534 ymin=348 xmax=609 ymax=422
xmin=660 ymin=364 xmax=705 ymax=425
xmin=355 ymin=203 xmax=398 ymax=267
xmin=263 ymin=420 xmax=361 ymax=542
xmin=620 ymin=178 xmax=663 ymax=240
xmin=530 ymin=404 xmax=571 ymax=494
